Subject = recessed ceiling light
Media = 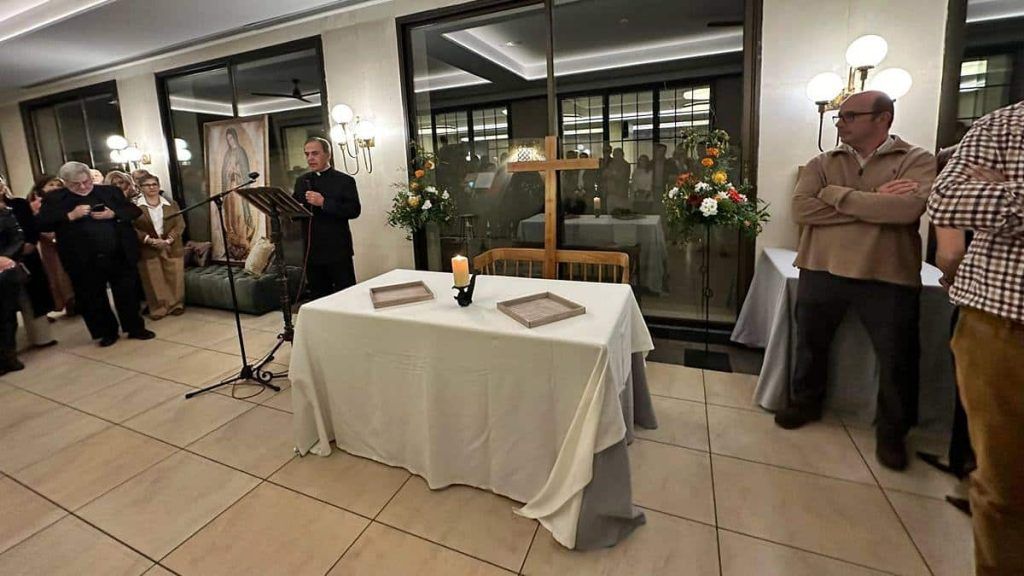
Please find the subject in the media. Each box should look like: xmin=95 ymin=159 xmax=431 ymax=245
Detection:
xmin=504 ymin=40 xmax=522 ymax=47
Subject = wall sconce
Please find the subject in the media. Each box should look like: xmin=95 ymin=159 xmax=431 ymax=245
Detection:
xmin=106 ymin=134 xmax=150 ymax=169
xmin=330 ymin=103 xmax=375 ymax=175
xmin=806 ymin=35 xmax=913 ymax=151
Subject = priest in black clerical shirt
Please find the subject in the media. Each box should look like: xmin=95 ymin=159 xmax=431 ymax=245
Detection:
xmin=37 ymin=161 xmax=154 ymax=347
xmin=292 ymin=136 xmax=361 ymax=299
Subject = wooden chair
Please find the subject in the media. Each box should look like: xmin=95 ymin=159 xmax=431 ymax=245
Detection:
xmin=473 ymin=248 xmax=630 ymax=285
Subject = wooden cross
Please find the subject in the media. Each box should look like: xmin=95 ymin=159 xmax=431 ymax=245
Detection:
xmin=506 ymin=135 xmax=600 ymax=278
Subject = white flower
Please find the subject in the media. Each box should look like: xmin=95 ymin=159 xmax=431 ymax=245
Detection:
xmin=421 ymin=200 xmax=433 ymax=211
xmin=668 ymin=187 xmax=679 ymax=199
xmin=715 ymin=191 xmax=728 ymax=200
xmin=695 ymin=182 xmax=712 ymax=193
xmin=442 ymin=191 xmax=450 ymax=200
xmin=700 ymin=197 xmax=718 ymax=217
xmin=426 ymin=186 xmax=437 ymax=194
xmin=738 ymin=194 xmax=748 ymax=203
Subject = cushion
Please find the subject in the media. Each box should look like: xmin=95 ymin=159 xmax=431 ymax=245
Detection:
xmin=244 ymin=238 xmax=275 ymax=276
xmin=184 ymin=241 xmax=213 ymax=268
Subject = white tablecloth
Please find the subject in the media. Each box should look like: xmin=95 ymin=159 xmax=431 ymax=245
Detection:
xmin=517 ymin=213 xmax=669 ymax=293
xmin=732 ymin=249 xmax=956 ymax=437
xmin=289 ymin=269 xmax=654 ymax=549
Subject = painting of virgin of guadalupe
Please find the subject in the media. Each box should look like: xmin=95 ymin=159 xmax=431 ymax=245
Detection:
xmin=204 ymin=116 xmax=269 ymax=261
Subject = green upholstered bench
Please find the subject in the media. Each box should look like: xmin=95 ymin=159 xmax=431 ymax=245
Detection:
xmin=184 ymin=265 xmax=302 ymax=315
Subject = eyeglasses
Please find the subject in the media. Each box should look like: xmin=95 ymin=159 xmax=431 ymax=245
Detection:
xmin=140 ymin=183 xmax=160 ymax=188
xmin=832 ymin=111 xmax=880 ymax=124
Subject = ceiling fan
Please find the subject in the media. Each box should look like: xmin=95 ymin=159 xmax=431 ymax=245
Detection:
xmin=251 ymin=78 xmax=320 ymax=102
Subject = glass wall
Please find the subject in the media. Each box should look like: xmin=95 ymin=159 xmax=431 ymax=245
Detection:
xmin=22 ymin=83 xmax=124 ymax=178
xmin=158 ymin=39 xmax=326 ymax=263
xmin=401 ymin=0 xmax=749 ymax=322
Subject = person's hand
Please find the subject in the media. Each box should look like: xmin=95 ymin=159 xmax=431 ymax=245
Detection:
xmin=876 ymin=179 xmax=919 ymax=195
xmin=0 ymin=256 xmax=15 ymax=271
xmin=966 ymin=165 xmax=1006 ymax=183
xmin=939 ymin=274 xmax=955 ymax=291
xmin=22 ymin=242 xmax=36 ymax=255
xmin=305 ymin=191 xmax=325 ymax=207
xmin=68 ymin=204 xmax=91 ymax=221
xmin=90 ymin=208 xmax=116 ymax=220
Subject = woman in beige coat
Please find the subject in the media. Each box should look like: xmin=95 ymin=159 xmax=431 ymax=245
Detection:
xmin=133 ymin=173 xmax=185 ymax=319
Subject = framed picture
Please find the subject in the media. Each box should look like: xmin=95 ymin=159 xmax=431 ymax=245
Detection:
xmin=204 ymin=116 xmax=270 ymax=261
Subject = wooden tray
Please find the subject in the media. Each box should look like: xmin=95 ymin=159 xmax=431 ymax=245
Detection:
xmin=497 ymin=292 xmax=586 ymax=328
xmin=370 ymin=281 xmax=435 ymax=309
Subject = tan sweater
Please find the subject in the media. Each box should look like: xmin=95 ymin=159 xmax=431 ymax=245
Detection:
xmin=792 ymin=136 xmax=936 ymax=287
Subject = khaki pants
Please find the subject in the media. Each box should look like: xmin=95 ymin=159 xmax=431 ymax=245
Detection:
xmin=952 ymin=307 xmax=1024 ymax=575
xmin=138 ymin=255 xmax=184 ymax=319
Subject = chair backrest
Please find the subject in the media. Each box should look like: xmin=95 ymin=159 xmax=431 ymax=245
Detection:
xmin=473 ymin=248 xmax=630 ymax=284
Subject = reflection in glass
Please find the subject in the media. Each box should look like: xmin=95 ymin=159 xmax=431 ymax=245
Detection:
xmin=27 ymin=88 xmax=124 ymax=176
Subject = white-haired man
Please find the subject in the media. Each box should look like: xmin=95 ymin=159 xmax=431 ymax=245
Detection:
xmin=37 ymin=162 xmax=154 ymax=346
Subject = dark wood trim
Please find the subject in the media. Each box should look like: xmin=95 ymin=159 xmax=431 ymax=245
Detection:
xmin=736 ymin=0 xmax=763 ymax=318
xmin=936 ymin=0 xmax=969 ymax=149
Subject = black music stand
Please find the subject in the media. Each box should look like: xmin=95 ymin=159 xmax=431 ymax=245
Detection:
xmin=236 ymin=186 xmax=311 ymax=380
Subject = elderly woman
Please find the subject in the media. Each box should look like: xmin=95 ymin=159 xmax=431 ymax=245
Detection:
xmin=133 ymin=173 xmax=185 ymax=319
xmin=104 ymin=170 xmax=138 ymax=201
xmin=0 ymin=176 xmax=56 ymax=348
xmin=30 ymin=175 xmax=76 ymax=316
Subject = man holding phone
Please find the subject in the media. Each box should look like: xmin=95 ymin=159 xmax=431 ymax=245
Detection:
xmin=38 ymin=162 xmax=154 ymax=346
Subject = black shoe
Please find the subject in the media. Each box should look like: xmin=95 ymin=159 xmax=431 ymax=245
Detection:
xmin=1 ymin=349 xmax=24 ymax=372
xmin=876 ymin=438 xmax=908 ymax=471
xmin=773 ymin=404 xmax=822 ymax=430
xmin=99 ymin=335 xmax=119 ymax=347
xmin=127 ymin=329 xmax=156 ymax=340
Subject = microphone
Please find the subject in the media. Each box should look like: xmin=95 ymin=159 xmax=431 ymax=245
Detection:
xmin=248 ymin=172 xmax=259 ymax=180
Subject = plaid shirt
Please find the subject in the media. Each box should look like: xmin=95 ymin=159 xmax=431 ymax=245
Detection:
xmin=928 ymin=100 xmax=1024 ymax=323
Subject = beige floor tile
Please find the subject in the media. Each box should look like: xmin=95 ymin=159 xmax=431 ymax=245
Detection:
xmin=848 ymin=427 xmax=963 ymax=500
xmin=0 ymin=350 xmax=81 ymax=386
xmin=378 ymin=476 xmax=536 ymax=571
xmin=270 ymin=450 xmax=409 ymax=518
xmin=103 ymin=342 xmax=199 ymax=373
xmin=241 ymin=311 xmax=292 ymax=332
xmin=522 ymin=508 xmax=719 ymax=576
xmin=644 ymin=362 xmax=704 ymax=402
xmin=78 ymin=451 xmax=259 ymax=559
xmin=0 ymin=475 xmax=66 ymax=554
xmin=888 ymin=490 xmax=974 ymax=576
xmin=635 ymin=396 xmax=709 ymax=451
xmin=262 ymin=386 xmax=294 ymax=413
xmin=154 ymin=317 xmax=239 ymax=348
xmin=0 ymin=405 xmax=110 ymax=473
xmin=123 ymin=392 xmax=253 ymax=447
xmin=70 ymin=373 xmax=193 ymax=423
xmin=13 ymin=427 xmax=176 ymax=510
xmin=719 ymin=530 xmax=889 ymax=575
xmin=328 ymin=522 xmax=511 ymax=576
xmin=210 ymin=330 xmax=287 ymax=361
xmin=708 ymin=405 xmax=874 ymax=484
xmin=189 ymin=406 xmax=296 ymax=478
xmin=13 ymin=356 xmax=136 ymax=403
xmin=147 ymin=349 xmax=244 ymax=387
xmin=142 ymin=565 xmax=175 ymax=576
xmin=629 ymin=439 xmax=714 ymax=524
xmin=0 ymin=381 xmax=15 ymax=396
xmin=713 ymin=455 xmax=929 ymax=575
xmin=0 ymin=389 xmax=61 ymax=431
xmin=704 ymin=370 xmax=759 ymax=411
xmin=165 ymin=482 xmax=367 ymax=576
xmin=0 ymin=515 xmax=152 ymax=576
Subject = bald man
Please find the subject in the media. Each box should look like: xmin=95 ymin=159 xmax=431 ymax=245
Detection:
xmin=778 ymin=91 xmax=936 ymax=471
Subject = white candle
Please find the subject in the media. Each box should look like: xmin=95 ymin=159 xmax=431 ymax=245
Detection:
xmin=452 ymin=255 xmax=470 ymax=287
xmin=593 ymin=197 xmax=601 ymax=212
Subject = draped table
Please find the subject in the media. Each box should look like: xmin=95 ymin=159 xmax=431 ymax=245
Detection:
xmin=289 ymin=270 xmax=657 ymax=549
xmin=517 ymin=213 xmax=669 ymax=293
xmin=731 ymin=248 xmax=956 ymax=437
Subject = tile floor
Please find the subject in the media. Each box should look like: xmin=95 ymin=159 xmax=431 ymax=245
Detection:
xmin=0 ymin=309 xmax=973 ymax=575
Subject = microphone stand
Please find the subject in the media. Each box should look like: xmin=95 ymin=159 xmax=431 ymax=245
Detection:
xmin=169 ymin=174 xmax=282 ymax=399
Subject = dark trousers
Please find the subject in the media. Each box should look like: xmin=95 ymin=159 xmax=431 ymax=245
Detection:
xmin=948 ymin=308 xmax=974 ymax=475
xmin=66 ymin=252 xmax=145 ymax=340
xmin=0 ymin=272 xmax=20 ymax=350
xmin=791 ymin=270 xmax=921 ymax=441
xmin=306 ymin=258 xmax=356 ymax=301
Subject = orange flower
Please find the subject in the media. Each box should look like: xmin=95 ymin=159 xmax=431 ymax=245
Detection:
xmin=701 ymin=157 xmax=715 ymax=168
xmin=414 ymin=169 xmax=425 ymax=179
xmin=706 ymin=147 xmax=720 ymax=158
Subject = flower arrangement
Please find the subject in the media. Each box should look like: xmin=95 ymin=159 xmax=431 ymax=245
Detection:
xmin=386 ymin=141 xmax=457 ymax=239
xmin=663 ymin=128 xmax=769 ymax=243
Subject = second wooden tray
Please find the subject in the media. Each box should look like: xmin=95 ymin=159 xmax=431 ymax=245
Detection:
xmin=497 ymin=292 xmax=586 ymax=328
